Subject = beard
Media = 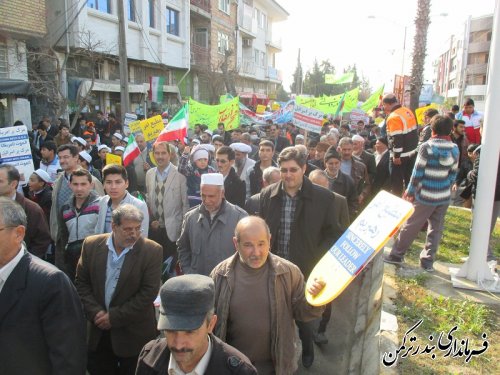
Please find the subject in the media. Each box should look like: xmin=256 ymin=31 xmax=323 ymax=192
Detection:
xmin=235 ymin=158 xmax=245 ymax=170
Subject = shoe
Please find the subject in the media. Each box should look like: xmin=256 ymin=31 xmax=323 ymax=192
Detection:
xmin=313 ymin=331 xmax=328 ymax=345
xmin=383 ymin=254 xmax=404 ymax=265
xmin=302 ymin=349 xmax=314 ymax=368
xmin=421 ymin=264 xmax=434 ymax=272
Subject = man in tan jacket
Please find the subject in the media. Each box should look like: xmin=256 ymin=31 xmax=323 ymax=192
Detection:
xmin=211 ymin=216 xmax=325 ymax=375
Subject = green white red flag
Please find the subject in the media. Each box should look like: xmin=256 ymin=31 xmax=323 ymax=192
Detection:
xmin=155 ymin=105 xmax=188 ymax=144
xmin=149 ymin=76 xmax=165 ymax=102
xmin=123 ymin=135 xmax=141 ymax=166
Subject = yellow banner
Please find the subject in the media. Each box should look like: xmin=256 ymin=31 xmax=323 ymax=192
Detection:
xmin=272 ymin=102 xmax=281 ymax=111
xmin=415 ymin=103 xmax=439 ymax=125
xmin=128 ymin=120 xmax=142 ymax=134
xmin=106 ymin=153 xmax=122 ymax=166
xmin=256 ymin=104 xmax=266 ymax=114
xmin=188 ymin=97 xmax=240 ymax=131
xmin=140 ymin=115 xmax=165 ymax=141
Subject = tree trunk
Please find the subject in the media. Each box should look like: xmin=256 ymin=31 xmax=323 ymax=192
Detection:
xmin=409 ymin=0 xmax=431 ymax=112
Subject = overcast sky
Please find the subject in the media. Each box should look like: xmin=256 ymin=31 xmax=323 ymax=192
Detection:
xmin=273 ymin=0 xmax=496 ymax=93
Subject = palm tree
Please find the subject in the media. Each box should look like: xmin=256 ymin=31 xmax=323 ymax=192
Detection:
xmin=409 ymin=0 xmax=431 ymax=111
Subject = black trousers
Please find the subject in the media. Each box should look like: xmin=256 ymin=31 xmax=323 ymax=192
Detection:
xmin=87 ymin=331 xmax=138 ymax=375
xmin=296 ymin=320 xmax=314 ymax=356
xmin=317 ymin=302 xmax=332 ymax=333
xmin=64 ymin=240 xmax=84 ymax=282
xmin=389 ymin=155 xmax=416 ymax=197
xmin=148 ymin=225 xmax=177 ymax=261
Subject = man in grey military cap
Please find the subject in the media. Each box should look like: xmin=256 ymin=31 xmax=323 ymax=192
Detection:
xmin=135 ymin=274 xmax=257 ymax=375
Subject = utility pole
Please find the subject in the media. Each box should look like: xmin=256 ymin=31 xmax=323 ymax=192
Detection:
xmin=117 ymin=0 xmax=130 ymax=122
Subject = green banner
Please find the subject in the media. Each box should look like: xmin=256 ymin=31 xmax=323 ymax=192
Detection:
xmin=361 ymin=85 xmax=385 ymax=113
xmin=342 ymin=87 xmax=360 ymax=112
xmin=333 ymin=72 xmax=354 ymax=84
xmin=324 ymin=74 xmax=335 ymax=84
xmin=296 ymin=87 xmax=359 ymax=114
xmin=188 ymin=97 xmax=240 ymax=131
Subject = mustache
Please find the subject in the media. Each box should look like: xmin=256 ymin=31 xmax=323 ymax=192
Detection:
xmin=171 ymin=348 xmax=193 ymax=353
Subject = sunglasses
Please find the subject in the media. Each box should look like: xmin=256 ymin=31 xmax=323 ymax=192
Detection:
xmin=280 ymin=167 xmax=301 ymax=174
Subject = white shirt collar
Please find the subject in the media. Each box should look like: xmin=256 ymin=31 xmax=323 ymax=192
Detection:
xmin=106 ymin=234 xmax=133 ymax=262
xmin=0 ymin=244 xmax=25 ymax=293
xmin=168 ymin=335 xmax=212 ymax=375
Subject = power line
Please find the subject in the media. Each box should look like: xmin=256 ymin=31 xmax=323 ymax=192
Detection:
xmin=52 ymin=0 xmax=90 ymax=48
xmin=131 ymin=0 xmax=164 ymax=66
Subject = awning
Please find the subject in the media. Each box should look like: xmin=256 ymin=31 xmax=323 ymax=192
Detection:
xmin=0 ymin=79 xmax=31 ymax=96
xmin=77 ymin=79 xmax=180 ymax=98
xmin=80 ymin=80 xmax=146 ymax=97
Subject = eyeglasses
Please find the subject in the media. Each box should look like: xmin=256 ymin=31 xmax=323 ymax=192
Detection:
xmin=120 ymin=227 xmax=143 ymax=234
xmin=280 ymin=167 xmax=301 ymax=174
xmin=215 ymin=159 xmax=228 ymax=164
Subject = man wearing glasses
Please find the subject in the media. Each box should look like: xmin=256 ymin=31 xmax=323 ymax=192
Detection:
xmin=258 ymin=146 xmax=342 ymax=369
xmin=75 ymin=204 xmax=162 ymax=375
xmin=215 ymin=146 xmax=246 ymax=208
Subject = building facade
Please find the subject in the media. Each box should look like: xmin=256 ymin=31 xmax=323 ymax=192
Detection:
xmin=0 ymin=0 xmax=47 ymax=127
xmin=434 ymin=14 xmax=492 ymax=111
xmin=44 ymin=0 xmax=190 ymax=119
xmin=188 ymin=0 xmax=288 ymax=105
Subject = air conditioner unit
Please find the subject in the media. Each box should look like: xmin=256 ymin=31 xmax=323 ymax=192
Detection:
xmin=243 ymin=39 xmax=252 ymax=48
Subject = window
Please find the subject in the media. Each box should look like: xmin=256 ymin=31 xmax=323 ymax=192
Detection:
xmin=194 ymin=28 xmax=208 ymax=48
xmin=148 ymin=0 xmax=155 ymax=28
xmin=219 ymin=0 xmax=230 ymax=15
xmin=260 ymin=51 xmax=266 ymax=67
xmin=0 ymin=41 xmax=7 ymax=78
xmin=128 ymin=0 xmax=135 ymax=22
xmin=254 ymin=48 xmax=259 ymax=64
xmin=259 ymin=12 xmax=267 ymax=29
xmin=166 ymin=7 xmax=179 ymax=36
xmin=87 ymin=0 xmax=111 ymax=14
xmin=218 ymin=32 xmax=229 ymax=54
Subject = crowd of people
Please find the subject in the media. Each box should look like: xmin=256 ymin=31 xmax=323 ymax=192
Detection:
xmin=0 ymin=94 xmax=498 ymax=375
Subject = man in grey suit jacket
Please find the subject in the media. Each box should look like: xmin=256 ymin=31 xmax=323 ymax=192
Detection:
xmin=0 ymin=198 xmax=86 ymax=375
xmin=95 ymin=164 xmax=149 ymax=236
xmin=177 ymin=173 xmax=248 ymax=276
xmin=75 ymin=204 xmax=162 ymax=375
xmin=146 ymin=141 xmax=189 ymax=260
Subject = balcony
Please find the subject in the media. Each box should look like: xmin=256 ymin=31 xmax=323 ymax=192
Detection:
xmin=265 ymin=38 xmax=282 ymax=51
xmin=468 ymin=41 xmax=491 ymax=54
xmin=466 ymin=63 xmax=488 ymax=75
xmin=238 ymin=4 xmax=257 ymax=38
xmin=240 ymin=59 xmax=256 ymax=75
xmin=191 ymin=45 xmax=210 ymax=67
xmin=267 ymin=66 xmax=279 ymax=81
xmin=190 ymin=0 xmax=211 ymax=19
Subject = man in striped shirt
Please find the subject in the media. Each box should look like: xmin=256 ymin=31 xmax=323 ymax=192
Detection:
xmin=384 ymin=115 xmax=459 ymax=272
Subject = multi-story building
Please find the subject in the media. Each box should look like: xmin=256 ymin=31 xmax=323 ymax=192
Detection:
xmin=189 ymin=0 xmax=288 ymax=105
xmin=189 ymin=0 xmax=238 ymax=104
xmin=0 ymin=0 xmax=46 ymax=127
xmin=434 ymin=14 xmax=492 ymax=111
xmin=235 ymin=0 xmax=288 ymax=108
xmin=45 ymin=0 xmax=190 ymax=119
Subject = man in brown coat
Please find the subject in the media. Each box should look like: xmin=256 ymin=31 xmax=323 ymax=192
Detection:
xmin=75 ymin=204 xmax=162 ymax=375
xmin=0 ymin=164 xmax=51 ymax=258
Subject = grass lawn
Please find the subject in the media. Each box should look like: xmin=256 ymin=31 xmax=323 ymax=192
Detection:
xmin=390 ymin=207 xmax=500 ymax=374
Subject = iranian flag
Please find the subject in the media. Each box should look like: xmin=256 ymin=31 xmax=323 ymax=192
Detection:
xmin=149 ymin=76 xmax=165 ymax=102
xmin=123 ymin=135 xmax=141 ymax=166
xmin=155 ymin=105 xmax=188 ymax=144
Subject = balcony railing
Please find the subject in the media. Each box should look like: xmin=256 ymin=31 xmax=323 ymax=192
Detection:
xmin=190 ymin=0 xmax=210 ymax=13
xmin=240 ymin=59 xmax=256 ymax=75
xmin=191 ymin=45 xmax=210 ymax=67
xmin=468 ymin=41 xmax=491 ymax=54
xmin=267 ymin=66 xmax=278 ymax=80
